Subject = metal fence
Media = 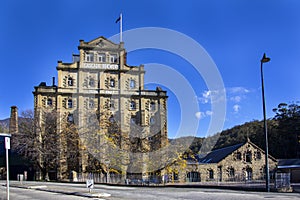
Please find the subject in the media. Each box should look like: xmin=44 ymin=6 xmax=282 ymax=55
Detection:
xmin=275 ymin=173 xmax=290 ymax=189
xmin=76 ymin=172 xmax=123 ymax=184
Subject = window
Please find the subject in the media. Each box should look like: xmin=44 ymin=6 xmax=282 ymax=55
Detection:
xmin=150 ymin=116 xmax=155 ymax=125
xmin=129 ymin=79 xmax=135 ymax=89
xmin=208 ymin=169 xmax=214 ymax=180
xmin=228 ymin=168 xmax=235 ymax=178
xmin=89 ymin=78 xmax=95 ymax=87
xmin=236 ymin=152 xmax=242 ymax=160
xmin=67 ymin=113 xmax=74 ymax=123
xmin=110 ymin=100 xmax=115 ymax=110
xmin=68 ymin=77 xmax=73 ymax=86
xmin=109 ymin=115 xmax=115 ymax=123
xmin=256 ymin=151 xmax=262 ymax=160
xmin=245 ymin=151 xmax=252 ymax=163
xmin=86 ymin=53 xmax=94 ymax=62
xmin=110 ymin=79 xmax=115 ymax=87
xmin=89 ymin=100 xmax=94 ymax=109
xmin=98 ymin=53 xmax=106 ymax=62
xmin=187 ymin=172 xmax=201 ymax=182
xmin=246 ymin=168 xmax=253 ymax=181
xmin=150 ymin=102 xmax=156 ymax=111
xmin=47 ymin=98 xmax=53 ymax=106
xmin=67 ymin=99 xmax=73 ymax=108
xmin=110 ymin=54 xmax=117 ymax=63
xmin=130 ymin=117 xmax=136 ymax=124
xmin=130 ymin=101 xmax=136 ymax=110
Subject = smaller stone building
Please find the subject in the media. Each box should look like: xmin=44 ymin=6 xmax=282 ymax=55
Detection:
xmin=182 ymin=140 xmax=277 ymax=183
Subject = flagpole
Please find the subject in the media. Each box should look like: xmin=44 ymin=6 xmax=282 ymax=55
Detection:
xmin=120 ymin=13 xmax=123 ymax=42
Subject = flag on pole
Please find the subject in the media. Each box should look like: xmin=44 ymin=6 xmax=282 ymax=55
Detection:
xmin=115 ymin=13 xmax=123 ymax=42
xmin=115 ymin=16 xmax=121 ymax=23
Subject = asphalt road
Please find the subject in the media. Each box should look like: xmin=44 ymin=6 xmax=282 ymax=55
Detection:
xmin=1 ymin=181 xmax=300 ymax=200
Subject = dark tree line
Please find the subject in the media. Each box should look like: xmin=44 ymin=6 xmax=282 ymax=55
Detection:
xmin=187 ymin=102 xmax=300 ymax=159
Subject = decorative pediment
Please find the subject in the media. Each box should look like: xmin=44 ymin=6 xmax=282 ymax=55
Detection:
xmin=82 ymin=36 xmax=119 ymax=49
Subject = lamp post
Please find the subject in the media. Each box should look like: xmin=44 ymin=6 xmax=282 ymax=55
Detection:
xmin=260 ymin=53 xmax=270 ymax=192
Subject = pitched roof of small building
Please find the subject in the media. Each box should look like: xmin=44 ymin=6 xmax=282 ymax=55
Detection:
xmin=198 ymin=143 xmax=244 ymax=164
xmin=278 ymin=159 xmax=300 ymax=169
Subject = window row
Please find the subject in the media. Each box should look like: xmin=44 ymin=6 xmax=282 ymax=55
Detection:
xmin=50 ymin=98 xmax=157 ymax=111
xmin=66 ymin=77 xmax=136 ymax=89
xmin=235 ymin=150 xmax=261 ymax=162
xmin=85 ymin=52 xmax=118 ymax=63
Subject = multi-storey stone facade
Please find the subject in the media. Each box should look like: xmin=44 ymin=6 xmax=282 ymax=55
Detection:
xmin=181 ymin=140 xmax=277 ymax=183
xmin=33 ymin=36 xmax=168 ymax=180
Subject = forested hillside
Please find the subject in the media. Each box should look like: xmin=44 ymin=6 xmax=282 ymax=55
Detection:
xmin=188 ymin=103 xmax=300 ymax=159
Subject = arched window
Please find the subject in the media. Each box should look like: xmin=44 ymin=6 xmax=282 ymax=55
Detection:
xmin=89 ymin=78 xmax=95 ymax=87
xmin=228 ymin=167 xmax=235 ymax=178
xmin=130 ymin=116 xmax=136 ymax=124
xmin=246 ymin=167 xmax=253 ymax=181
xmin=110 ymin=100 xmax=115 ymax=110
xmin=89 ymin=99 xmax=94 ymax=109
xmin=110 ymin=79 xmax=115 ymax=87
xmin=129 ymin=79 xmax=135 ymax=89
xmin=130 ymin=101 xmax=136 ymax=110
xmin=245 ymin=151 xmax=252 ymax=163
xmin=67 ymin=113 xmax=74 ymax=123
xmin=68 ymin=77 xmax=73 ymax=86
xmin=150 ymin=102 xmax=156 ymax=111
xmin=150 ymin=116 xmax=155 ymax=125
xmin=67 ymin=99 xmax=73 ymax=108
xmin=47 ymin=98 xmax=53 ymax=106
xmin=109 ymin=115 xmax=115 ymax=123
xmin=256 ymin=151 xmax=262 ymax=160
xmin=236 ymin=152 xmax=242 ymax=160
xmin=186 ymin=172 xmax=200 ymax=182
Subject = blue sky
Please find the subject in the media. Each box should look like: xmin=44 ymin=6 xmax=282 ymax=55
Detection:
xmin=1 ymin=0 xmax=300 ymax=138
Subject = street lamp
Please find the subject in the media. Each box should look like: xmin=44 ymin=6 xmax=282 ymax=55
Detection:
xmin=260 ymin=53 xmax=270 ymax=192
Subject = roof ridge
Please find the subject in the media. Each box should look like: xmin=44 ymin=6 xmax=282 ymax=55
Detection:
xmin=211 ymin=142 xmax=243 ymax=152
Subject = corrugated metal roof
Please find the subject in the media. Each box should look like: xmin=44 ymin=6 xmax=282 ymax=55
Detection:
xmin=198 ymin=143 xmax=244 ymax=164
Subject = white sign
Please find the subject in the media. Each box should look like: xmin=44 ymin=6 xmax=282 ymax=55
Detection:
xmin=5 ymin=137 xmax=10 ymax=150
xmin=86 ymin=179 xmax=94 ymax=189
xmin=83 ymin=63 xmax=118 ymax=70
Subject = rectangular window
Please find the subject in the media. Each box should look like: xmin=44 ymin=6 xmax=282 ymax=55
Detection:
xmin=110 ymin=54 xmax=118 ymax=63
xmin=67 ymin=99 xmax=73 ymax=108
xmin=98 ymin=53 xmax=106 ymax=62
xmin=86 ymin=53 xmax=94 ymax=62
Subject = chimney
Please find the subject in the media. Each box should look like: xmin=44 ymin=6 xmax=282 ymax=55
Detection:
xmin=9 ymin=106 xmax=18 ymax=134
xmin=52 ymin=77 xmax=55 ymax=86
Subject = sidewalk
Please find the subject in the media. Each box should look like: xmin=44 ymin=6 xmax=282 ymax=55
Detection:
xmin=2 ymin=180 xmax=111 ymax=199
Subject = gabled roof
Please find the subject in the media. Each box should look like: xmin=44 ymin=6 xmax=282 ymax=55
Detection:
xmin=198 ymin=143 xmax=244 ymax=164
xmin=78 ymin=36 xmax=121 ymax=50
xmin=278 ymin=159 xmax=300 ymax=169
xmin=196 ymin=140 xmax=277 ymax=164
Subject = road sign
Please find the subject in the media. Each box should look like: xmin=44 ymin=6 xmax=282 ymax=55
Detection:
xmin=0 ymin=133 xmax=11 ymax=200
xmin=5 ymin=137 xmax=10 ymax=149
xmin=86 ymin=179 xmax=94 ymax=189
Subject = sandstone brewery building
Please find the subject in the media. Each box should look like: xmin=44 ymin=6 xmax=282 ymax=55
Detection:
xmin=33 ymin=36 xmax=168 ymax=180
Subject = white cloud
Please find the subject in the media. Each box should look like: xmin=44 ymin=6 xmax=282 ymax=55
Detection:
xmin=195 ymin=110 xmax=213 ymax=119
xmin=233 ymin=104 xmax=241 ymax=113
xmin=230 ymin=96 xmax=242 ymax=103
xmin=227 ymin=86 xmax=252 ymax=104
xmin=195 ymin=111 xmax=205 ymax=119
xmin=198 ymin=89 xmax=226 ymax=104
xmin=206 ymin=110 xmax=213 ymax=116
xmin=227 ymin=87 xmax=250 ymax=94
